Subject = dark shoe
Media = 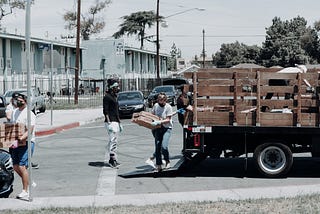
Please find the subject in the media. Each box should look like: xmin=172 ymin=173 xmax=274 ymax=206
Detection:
xmin=108 ymin=159 xmax=120 ymax=168
xmin=31 ymin=163 xmax=39 ymax=169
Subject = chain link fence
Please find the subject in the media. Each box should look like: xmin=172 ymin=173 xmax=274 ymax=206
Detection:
xmin=0 ymin=77 xmax=164 ymax=109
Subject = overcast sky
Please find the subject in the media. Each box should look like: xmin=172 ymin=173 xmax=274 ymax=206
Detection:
xmin=1 ymin=0 xmax=320 ymax=60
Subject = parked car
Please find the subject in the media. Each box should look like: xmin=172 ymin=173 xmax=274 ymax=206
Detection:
xmin=0 ymin=149 xmax=14 ymax=198
xmin=3 ymin=88 xmax=46 ymax=113
xmin=0 ymin=96 xmax=7 ymax=118
xmin=147 ymin=85 xmax=178 ymax=107
xmin=117 ymin=91 xmax=146 ymax=118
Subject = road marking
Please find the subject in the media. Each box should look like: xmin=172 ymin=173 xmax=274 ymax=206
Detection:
xmin=96 ymin=166 xmax=117 ymax=196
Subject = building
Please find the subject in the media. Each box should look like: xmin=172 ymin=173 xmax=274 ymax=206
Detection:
xmin=81 ymin=38 xmax=169 ymax=91
xmin=0 ymin=32 xmax=81 ymax=95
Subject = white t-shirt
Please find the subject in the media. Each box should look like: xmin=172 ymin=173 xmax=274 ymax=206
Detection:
xmin=152 ymin=103 xmax=173 ymax=128
xmin=11 ymin=107 xmax=36 ymax=142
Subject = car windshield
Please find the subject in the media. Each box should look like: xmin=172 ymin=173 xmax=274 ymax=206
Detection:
xmin=118 ymin=92 xmax=142 ymax=101
xmin=153 ymin=86 xmax=173 ymax=93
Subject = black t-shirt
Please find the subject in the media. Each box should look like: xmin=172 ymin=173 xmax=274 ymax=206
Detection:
xmin=103 ymin=93 xmax=120 ymax=123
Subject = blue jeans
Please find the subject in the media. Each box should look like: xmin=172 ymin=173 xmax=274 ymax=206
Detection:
xmin=154 ymin=127 xmax=172 ymax=166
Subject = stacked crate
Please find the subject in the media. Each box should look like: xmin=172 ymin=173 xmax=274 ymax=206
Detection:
xmin=0 ymin=123 xmax=26 ymax=148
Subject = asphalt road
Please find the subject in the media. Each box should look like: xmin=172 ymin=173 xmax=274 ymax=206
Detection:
xmin=9 ymin=117 xmax=320 ymax=198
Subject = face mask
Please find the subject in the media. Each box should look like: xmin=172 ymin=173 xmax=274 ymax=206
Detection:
xmin=159 ymin=103 xmax=165 ymax=107
xmin=17 ymin=100 xmax=24 ymax=107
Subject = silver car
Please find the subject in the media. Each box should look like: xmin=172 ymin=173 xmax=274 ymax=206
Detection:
xmin=3 ymin=88 xmax=46 ymax=113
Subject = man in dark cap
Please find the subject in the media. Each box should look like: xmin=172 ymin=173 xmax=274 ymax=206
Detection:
xmin=103 ymin=79 xmax=122 ymax=168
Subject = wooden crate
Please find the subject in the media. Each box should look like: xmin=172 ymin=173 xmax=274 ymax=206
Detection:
xmin=0 ymin=123 xmax=26 ymax=148
xmin=131 ymin=111 xmax=161 ymax=129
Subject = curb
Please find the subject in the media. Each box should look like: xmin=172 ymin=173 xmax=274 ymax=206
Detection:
xmin=35 ymin=122 xmax=80 ymax=137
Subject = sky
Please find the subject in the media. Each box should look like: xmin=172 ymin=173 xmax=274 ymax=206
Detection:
xmin=1 ymin=0 xmax=320 ymax=60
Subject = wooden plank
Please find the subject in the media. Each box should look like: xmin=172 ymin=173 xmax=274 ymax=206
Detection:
xmin=197 ymin=99 xmax=234 ymax=106
xmin=197 ymin=112 xmax=232 ymax=125
xmin=198 ymin=79 xmax=234 ymax=86
xmin=237 ymin=113 xmax=255 ymax=126
xmin=193 ymin=71 xmax=198 ymax=125
xmin=297 ymin=73 xmax=302 ymax=126
xmin=260 ymin=100 xmax=294 ymax=109
xmin=197 ymin=72 xmax=234 ymax=79
xmin=260 ymin=86 xmax=295 ymax=94
xmin=256 ymin=71 xmax=261 ymax=125
xmin=197 ymin=86 xmax=233 ymax=96
xmin=260 ymin=72 xmax=298 ymax=80
xmin=260 ymin=113 xmax=294 ymax=126
xmin=233 ymin=72 xmax=238 ymax=124
xmin=300 ymin=113 xmax=317 ymax=127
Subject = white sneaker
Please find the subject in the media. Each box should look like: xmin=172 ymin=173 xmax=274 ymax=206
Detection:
xmin=145 ymin=158 xmax=155 ymax=169
xmin=164 ymin=161 xmax=171 ymax=169
xmin=16 ymin=190 xmax=29 ymax=199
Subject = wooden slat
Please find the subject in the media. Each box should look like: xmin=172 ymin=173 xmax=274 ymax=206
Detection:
xmin=297 ymin=73 xmax=302 ymax=126
xmin=260 ymin=100 xmax=294 ymax=108
xmin=301 ymin=113 xmax=317 ymax=127
xmin=260 ymin=113 xmax=294 ymax=126
xmin=260 ymin=72 xmax=298 ymax=80
xmin=197 ymin=72 xmax=234 ymax=79
xmin=198 ymin=79 xmax=234 ymax=86
xmin=260 ymin=86 xmax=295 ymax=94
xmin=197 ymin=112 xmax=232 ymax=125
xmin=197 ymin=86 xmax=233 ymax=96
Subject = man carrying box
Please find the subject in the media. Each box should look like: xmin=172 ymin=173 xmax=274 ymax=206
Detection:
xmin=10 ymin=92 xmax=36 ymax=200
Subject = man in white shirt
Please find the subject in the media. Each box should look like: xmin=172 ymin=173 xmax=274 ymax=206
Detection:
xmin=10 ymin=93 xmax=36 ymax=200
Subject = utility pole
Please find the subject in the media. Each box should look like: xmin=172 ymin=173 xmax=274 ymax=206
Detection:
xmin=156 ymin=0 xmax=160 ymax=81
xmin=75 ymin=0 xmax=81 ymax=104
xmin=202 ymin=29 xmax=205 ymax=68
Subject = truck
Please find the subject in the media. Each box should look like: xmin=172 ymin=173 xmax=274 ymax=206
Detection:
xmin=180 ymin=67 xmax=320 ymax=178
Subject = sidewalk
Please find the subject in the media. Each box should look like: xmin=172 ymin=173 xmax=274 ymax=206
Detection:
xmin=35 ymin=108 xmax=104 ymax=137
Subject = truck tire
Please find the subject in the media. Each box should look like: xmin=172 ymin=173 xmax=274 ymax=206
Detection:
xmin=253 ymin=143 xmax=293 ymax=178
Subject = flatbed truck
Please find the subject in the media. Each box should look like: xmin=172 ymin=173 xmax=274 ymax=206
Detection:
xmin=181 ymin=67 xmax=320 ymax=177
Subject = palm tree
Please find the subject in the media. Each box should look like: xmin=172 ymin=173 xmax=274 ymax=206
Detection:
xmin=113 ymin=11 xmax=163 ymax=49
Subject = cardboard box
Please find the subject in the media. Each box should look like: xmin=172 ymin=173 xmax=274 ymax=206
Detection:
xmin=131 ymin=111 xmax=161 ymax=129
xmin=0 ymin=123 xmax=26 ymax=148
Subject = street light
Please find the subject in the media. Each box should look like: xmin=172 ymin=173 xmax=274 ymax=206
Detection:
xmin=155 ymin=2 xmax=205 ymax=80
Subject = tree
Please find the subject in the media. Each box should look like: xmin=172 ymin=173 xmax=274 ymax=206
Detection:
xmin=260 ymin=16 xmax=318 ymax=67
xmin=113 ymin=11 xmax=163 ymax=49
xmin=213 ymin=41 xmax=261 ymax=68
xmin=0 ymin=0 xmax=31 ymax=22
xmin=63 ymin=0 xmax=111 ymax=40
xmin=168 ymin=43 xmax=181 ymax=71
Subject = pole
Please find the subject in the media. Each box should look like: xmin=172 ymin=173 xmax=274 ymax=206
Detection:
xmin=202 ymin=29 xmax=205 ymax=68
xmin=156 ymin=0 xmax=160 ymax=80
xmin=75 ymin=0 xmax=81 ymax=104
xmin=25 ymin=0 xmax=33 ymax=202
xmin=50 ymin=42 xmax=53 ymax=125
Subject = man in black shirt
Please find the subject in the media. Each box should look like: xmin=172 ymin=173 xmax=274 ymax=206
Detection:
xmin=103 ymin=79 xmax=122 ymax=168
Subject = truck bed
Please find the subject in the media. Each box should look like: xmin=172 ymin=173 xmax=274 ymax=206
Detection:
xmin=184 ymin=68 xmax=320 ymax=127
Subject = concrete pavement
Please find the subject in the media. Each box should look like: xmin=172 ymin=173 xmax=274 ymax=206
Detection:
xmin=1 ymin=107 xmax=320 ymax=210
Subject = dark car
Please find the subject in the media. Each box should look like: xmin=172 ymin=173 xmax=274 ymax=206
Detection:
xmin=117 ymin=91 xmax=146 ymax=118
xmin=0 ymin=96 xmax=6 ymax=118
xmin=0 ymin=149 xmax=14 ymax=198
xmin=147 ymin=85 xmax=178 ymax=108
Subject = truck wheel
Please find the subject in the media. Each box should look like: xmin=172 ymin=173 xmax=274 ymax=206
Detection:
xmin=253 ymin=143 xmax=293 ymax=178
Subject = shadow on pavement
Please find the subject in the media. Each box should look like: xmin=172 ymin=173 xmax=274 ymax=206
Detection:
xmin=119 ymin=157 xmax=320 ymax=179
